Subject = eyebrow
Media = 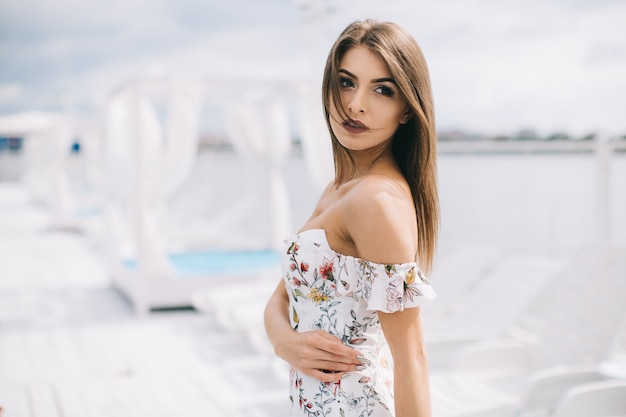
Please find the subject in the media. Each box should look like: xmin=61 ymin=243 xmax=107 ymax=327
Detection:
xmin=339 ymin=69 xmax=397 ymax=85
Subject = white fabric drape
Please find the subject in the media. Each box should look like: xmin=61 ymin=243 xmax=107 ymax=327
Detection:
xmin=46 ymin=120 xmax=75 ymax=228
xmin=103 ymin=82 xmax=204 ymax=280
xmin=129 ymin=88 xmax=172 ymax=279
xmin=224 ymin=90 xmax=292 ymax=250
xmin=163 ymin=84 xmax=203 ymax=196
xmin=295 ymin=83 xmax=334 ymax=191
xmin=0 ymin=112 xmax=76 ymax=227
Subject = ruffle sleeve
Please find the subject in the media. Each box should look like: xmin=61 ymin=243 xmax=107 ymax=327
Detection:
xmin=337 ymin=257 xmax=436 ymax=313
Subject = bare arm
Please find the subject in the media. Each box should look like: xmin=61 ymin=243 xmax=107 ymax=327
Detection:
xmin=379 ymin=308 xmax=431 ymax=417
xmin=264 ymin=281 xmax=361 ymax=382
xmin=347 ymin=177 xmax=432 ymax=416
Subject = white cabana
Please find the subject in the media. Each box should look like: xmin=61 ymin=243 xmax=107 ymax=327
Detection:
xmin=0 ymin=111 xmax=79 ymax=228
xmin=102 ymin=77 xmax=332 ymax=313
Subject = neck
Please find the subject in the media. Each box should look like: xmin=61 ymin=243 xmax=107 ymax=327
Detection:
xmin=333 ymin=144 xmax=395 ymax=185
xmin=352 ymin=149 xmax=393 ymax=177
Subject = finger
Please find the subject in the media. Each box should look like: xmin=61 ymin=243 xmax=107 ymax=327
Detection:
xmin=308 ymin=369 xmax=349 ymax=383
xmin=319 ymin=346 xmax=362 ymax=364
xmin=312 ymin=348 xmax=361 ymax=366
xmin=293 ymin=347 xmax=358 ymax=373
xmin=307 ymin=359 xmax=357 ymax=373
xmin=309 ymin=332 xmax=362 ymax=361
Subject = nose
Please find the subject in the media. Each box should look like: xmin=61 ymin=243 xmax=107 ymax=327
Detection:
xmin=347 ymin=88 xmax=366 ymax=115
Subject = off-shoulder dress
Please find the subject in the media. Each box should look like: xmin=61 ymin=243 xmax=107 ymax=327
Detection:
xmin=282 ymin=228 xmax=436 ymax=417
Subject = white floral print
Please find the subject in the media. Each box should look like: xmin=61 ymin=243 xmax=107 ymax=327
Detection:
xmin=282 ymin=229 xmax=435 ymax=416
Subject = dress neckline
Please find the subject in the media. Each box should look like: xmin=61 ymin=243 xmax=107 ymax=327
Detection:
xmin=297 ymin=228 xmax=330 ymax=247
xmin=294 ymin=228 xmax=418 ymax=268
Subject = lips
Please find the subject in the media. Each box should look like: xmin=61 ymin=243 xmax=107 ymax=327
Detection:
xmin=342 ymin=118 xmax=368 ymax=134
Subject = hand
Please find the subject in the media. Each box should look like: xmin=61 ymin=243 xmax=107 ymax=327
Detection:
xmin=275 ymin=329 xmax=362 ymax=382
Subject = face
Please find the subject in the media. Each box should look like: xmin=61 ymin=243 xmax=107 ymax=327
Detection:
xmin=329 ymin=45 xmax=409 ymax=153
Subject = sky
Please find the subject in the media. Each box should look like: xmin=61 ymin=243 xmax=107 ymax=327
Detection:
xmin=1 ymin=0 xmax=625 ymax=136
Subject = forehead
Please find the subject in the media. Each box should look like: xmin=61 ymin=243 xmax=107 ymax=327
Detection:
xmin=339 ymin=45 xmax=391 ymax=79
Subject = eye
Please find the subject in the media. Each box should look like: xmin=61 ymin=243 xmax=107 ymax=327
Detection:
xmin=339 ymin=77 xmax=355 ymax=88
xmin=374 ymin=85 xmax=395 ymax=97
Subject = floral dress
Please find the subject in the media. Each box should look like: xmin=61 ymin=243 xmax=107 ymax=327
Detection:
xmin=282 ymin=229 xmax=436 ymax=417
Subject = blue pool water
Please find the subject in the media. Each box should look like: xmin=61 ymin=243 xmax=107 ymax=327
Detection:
xmin=123 ymin=250 xmax=281 ymax=277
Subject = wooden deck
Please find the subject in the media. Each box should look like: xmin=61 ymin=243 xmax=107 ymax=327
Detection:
xmin=0 ymin=183 xmax=289 ymax=417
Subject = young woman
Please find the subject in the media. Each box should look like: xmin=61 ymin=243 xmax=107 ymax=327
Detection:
xmin=264 ymin=19 xmax=439 ymax=417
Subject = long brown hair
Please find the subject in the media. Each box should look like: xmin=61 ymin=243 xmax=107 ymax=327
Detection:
xmin=322 ymin=19 xmax=439 ymax=273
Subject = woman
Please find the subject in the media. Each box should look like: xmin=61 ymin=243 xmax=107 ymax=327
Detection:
xmin=264 ymin=19 xmax=438 ymax=417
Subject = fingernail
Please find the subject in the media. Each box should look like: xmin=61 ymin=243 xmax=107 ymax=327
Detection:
xmin=357 ymin=356 xmax=371 ymax=366
xmin=355 ymin=365 xmax=366 ymax=371
xmin=341 ymin=373 xmax=350 ymax=379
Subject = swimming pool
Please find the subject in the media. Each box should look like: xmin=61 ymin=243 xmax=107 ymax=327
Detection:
xmin=123 ymin=249 xmax=281 ymax=277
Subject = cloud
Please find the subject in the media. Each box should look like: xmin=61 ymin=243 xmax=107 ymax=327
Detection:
xmin=0 ymin=0 xmax=625 ymax=135
xmin=0 ymin=83 xmax=22 ymax=103
xmin=0 ymin=0 xmax=297 ymax=111
xmin=337 ymin=0 xmax=626 ymax=135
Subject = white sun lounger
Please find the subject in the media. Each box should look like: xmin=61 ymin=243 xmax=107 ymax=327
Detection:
xmin=552 ymin=380 xmax=626 ymax=417
xmin=429 ymin=247 xmax=626 ymax=417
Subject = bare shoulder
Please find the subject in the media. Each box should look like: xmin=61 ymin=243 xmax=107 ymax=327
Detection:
xmin=318 ymin=181 xmax=336 ymax=200
xmin=350 ymin=174 xmax=409 ymax=204
xmin=344 ymin=174 xmax=417 ymax=264
xmin=307 ymin=181 xmax=336 ymax=218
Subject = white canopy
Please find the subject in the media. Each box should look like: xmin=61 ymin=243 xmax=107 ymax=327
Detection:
xmin=0 ymin=111 xmax=67 ymax=136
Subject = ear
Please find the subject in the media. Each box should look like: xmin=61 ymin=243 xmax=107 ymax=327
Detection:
xmin=400 ymin=111 xmax=412 ymax=124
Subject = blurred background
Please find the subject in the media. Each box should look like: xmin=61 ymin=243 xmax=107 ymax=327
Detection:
xmin=1 ymin=0 xmax=625 ymax=416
